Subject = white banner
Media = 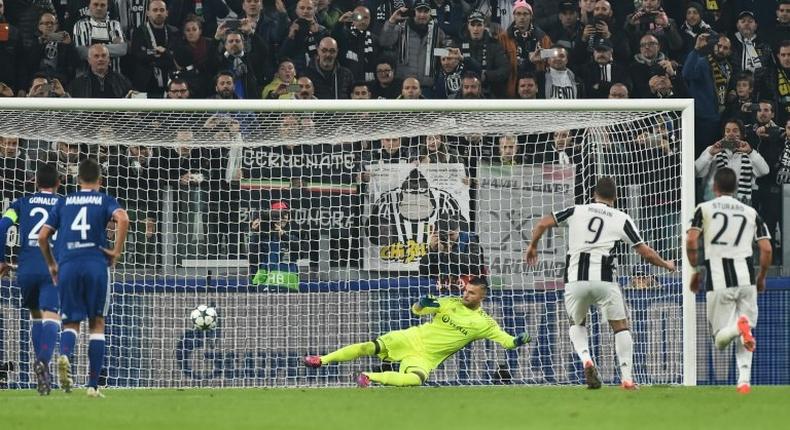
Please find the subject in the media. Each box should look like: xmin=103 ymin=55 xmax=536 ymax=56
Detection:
xmin=477 ymin=164 xmax=575 ymax=289
xmin=363 ymin=163 xmax=470 ymax=271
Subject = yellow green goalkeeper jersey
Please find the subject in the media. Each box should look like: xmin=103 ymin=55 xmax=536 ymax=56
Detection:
xmin=382 ymin=297 xmax=517 ymax=368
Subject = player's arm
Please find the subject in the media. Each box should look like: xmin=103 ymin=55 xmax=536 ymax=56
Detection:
xmin=483 ymin=320 xmax=531 ymax=350
xmin=412 ymin=295 xmax=440 ymax=315
xmin=38 ymin=225 xmax=58 ymax=284
xmin=102 ymin=208 xmax=130 ymax=266
xmin=524 ymin=212 xmax=561 ymax=265
xmin=755 ymin=216 xmax=772 ymax=293
xmin=634 ymin=243 xmax=675 ymax=272
xmin=686 ymin=206 xmax=704 ymax=293
xmin=0 ymin=209 xmax=18 ymax=277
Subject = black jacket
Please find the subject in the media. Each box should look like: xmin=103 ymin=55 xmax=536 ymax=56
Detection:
xmin=304 ymin=60 xmax=354 ymax=99
xmin=68 ymin=70 xmax=132 ymax=98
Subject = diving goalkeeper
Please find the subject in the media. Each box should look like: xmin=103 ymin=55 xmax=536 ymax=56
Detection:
xmin=303 ymin=277 xmax=531 ymax=387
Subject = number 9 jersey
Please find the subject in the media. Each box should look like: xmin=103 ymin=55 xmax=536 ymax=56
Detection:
xmin=553 ymin=203 xmax=645 ymax=283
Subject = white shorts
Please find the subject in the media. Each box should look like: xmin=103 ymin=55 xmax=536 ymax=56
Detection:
xmin=564 ymin=281 xmax=627 ymax=325
xmin=706 ymin=285 xmax=758 ymax=336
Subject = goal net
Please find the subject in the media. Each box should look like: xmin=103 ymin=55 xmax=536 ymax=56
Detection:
xmin=0 ymin=99 xmax=693 ymax=388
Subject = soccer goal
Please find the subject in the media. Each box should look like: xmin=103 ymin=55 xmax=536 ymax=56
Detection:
xmin=0 ymin=98 xmax=696 ymax=388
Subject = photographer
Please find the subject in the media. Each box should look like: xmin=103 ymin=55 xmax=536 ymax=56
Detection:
xmin=574 ymin=0 xmax=630 ymax=63
xmin=278 ymin=0 xmax=329 ymax=73
xmin=26 ymin=73 xmax=69 ymax=97
xmin=261 ymin=58 xmax=298 ymax=99
xmin=723 ymin=72 xmax=758 ymax=127
xmin=624 ymin=0 xmax=682 ymax=56
xmin=332 ymin=6 xmax=378 ymax=82
xmin=22 ymin=11 xmax=79 ymax=91
xmin=419 ymin=216 xmax=484 ymax=293
xmin=628 ymin=33 xmax=679 ymax=98
xmin=249 ymin=201 xmax=302 ymax=290
xmin=695 ymin=119 xmax=769 ymax=204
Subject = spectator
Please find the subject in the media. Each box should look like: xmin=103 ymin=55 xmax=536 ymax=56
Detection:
xmin=629 ymin=33 xmax=673 ymax=98
xmin=459 ymin=73 xmax=483 ymax=99
xmin=26 ymin=73 xmax=69 ymax=98
xmin=210 ymin=70 xmax=238 ymax=99
xmin=279 ymin=0 xmax=329 ymax=73
xmin=543 ymin=1 xmax=584 ymax=68
xmin=772 ymin=1 xmax=790 ymax=53
xmin=379 ymin=2 xmax=446 ymax=95
xmin=575 ymin=0 xmax=630 ymax=64
xmin=294 ymin=76 xmax=317 ymax=99
xmin=516 ymin=72 xmax=539 ymax=99
xmin=315 ymin=0 xmax=344 ymax=30
xmin=217 ymin=31 xmax=264 ymax=99
xmin=54 ymin=141 xmax=84 ymax=194
xmin=130 ymin=1 xmax=178 ymax=98
xmin=461 ymin=11 xmax=509 ymax=98
xmin=746 ymin=101 xmax=783 ymax=149
xmin=172 ymin=15 xmax=220 ymax=98
xmin=528 ymin=129 xmax=589 ymax=202
xmin=608 ymin=82 xmax=629 ymax=98
xmin=350 ymin=81 xmax=371 ymax=99
xmin=678 ymin=2 xmax=712 ymax=60
xmin=73 ymin=0 xmax=127 ymax=72
xmin=398 ymin=76 xmax=424 ymax=99
xmin=647 ymin=69 xmax=686 ymax=99
xmin=22 ymin=11 xmax=79 ymax=90
xmin=723 ymin=72 xmax=757 ymax=126
xmin=695 ymin=119 xmax=769 ymax=204
xmin=0 ymin=136 xmax=28 ymax=201
xmin=304 ymin=36 xmax=354 ymax=99
xmin=683 ymin=33 xmax=732 ymax=156
xmin=368 ymin=58 xmax=401 ymax=99
xmin=370 ymin=137 xmax=413 ymax=164
xmin=579 ymin=38 xmax=631 ymax=98
xmin=496 ymin=134 xmax=522 ymax=165
xmin=623 ymin=0 xmax=683 ymax=56
xmin=333 ymin=6 xmax=377 ymax=82
xmin=419 ymin=216 xmax=484 ymax=292
xmin=432 ymin=45 xmax=480 ymax=99
xmin=730 ymin=10 xmax=774 ymax=97
xmin=261 ymin=58 xmax=298 ymax=99
xmin=249 ymin=201 xmax=301 ymax=290
xmin=69 ymin=44 xmax=132 ymax=98
xmin=751 ymin=107 xmax=785 ymax=252
xmin=535 ymin=46 xmax=579 ymax=98
xmin=0 ymin=0 xmax=23 ymax=93
xmin=256 ymin=0 xmax=290 ymax=50
xmin=417 ymin=134 xmax=464 ymax=164
xmin=498 ymin=0 xmax=552 ymax=98
xmin=775 ymin=40 xmax=790 ymax=125
xmin=166 ymin=78 xmax=191 ymax=99
xmin=167 ymin=0 xmax=230 ymax=40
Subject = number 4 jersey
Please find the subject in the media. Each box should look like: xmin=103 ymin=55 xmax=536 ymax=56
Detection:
xmin=689 ymin=195 xmax=770 ymax=290
xmin=45 ymin=190 xmax=121 ymax=265
xmin=3 ymin=192 xmax=63 ymax=275
xmin=553 ymin=203 xmax=645 ymax=283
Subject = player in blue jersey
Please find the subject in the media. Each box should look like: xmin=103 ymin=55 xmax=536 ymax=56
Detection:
xmin=0 ymin=163 xmax=62 ymax=395
xmin=39 ymin=159 xmax=129 ymax=398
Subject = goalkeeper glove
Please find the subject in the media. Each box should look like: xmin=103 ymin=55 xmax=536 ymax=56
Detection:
xmin=514 ymin=332 xmax=532 ymax=347
xmin=418 ymin=296 xmax=440 ymax=308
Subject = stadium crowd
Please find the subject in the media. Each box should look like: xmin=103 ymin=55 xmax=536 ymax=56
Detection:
xmin=0 ymin=0 xmax=788 ymax=273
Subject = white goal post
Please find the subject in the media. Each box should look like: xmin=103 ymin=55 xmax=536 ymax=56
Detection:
xmin=0 ymin=98 xmax=695 ymax=388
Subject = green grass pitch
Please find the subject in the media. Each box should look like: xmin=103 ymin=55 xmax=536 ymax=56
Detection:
xmin=2 ymin=386 xmax=789 ymax=430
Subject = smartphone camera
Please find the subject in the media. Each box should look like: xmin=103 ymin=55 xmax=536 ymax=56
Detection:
xmin=433 ymin=48 xmax=450 ymax=57
xmin=540 ymin=48 xmax=559 ymax=59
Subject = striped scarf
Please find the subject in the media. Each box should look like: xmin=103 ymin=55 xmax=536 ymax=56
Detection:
xmin=715 ymin=151 xmax=753 ymax=204
xmin=707 ymin=54 xmax=731 ymax=111
xmin=777 ymin=139 xmax=790 ymax=184
xmin=349 ymin=26 xmax=375 ymax=81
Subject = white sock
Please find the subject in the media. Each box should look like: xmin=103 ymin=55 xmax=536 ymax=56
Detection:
xmin=734 ymin=341 xmax=753 ymax=385
xmin=615 ymin=330 xmax=634 ymax=382
xmin=568 ymin=325 xmax=592 ymax=364
xmin=714 ymin=323 xmax=740 ymax=350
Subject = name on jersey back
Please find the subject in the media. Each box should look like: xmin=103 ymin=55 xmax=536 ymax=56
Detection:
xmin=588 ymin=206 xmax=614 ymax=217
xmin=28 ymin=196 xmax=59 ymax=206
xmin=65 ymin=195 xmax=103 ymax=205
xmin=711 ymin=201 xmax=744 ymax=212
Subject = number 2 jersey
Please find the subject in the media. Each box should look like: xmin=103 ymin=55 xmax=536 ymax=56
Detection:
xmin=2 ymin=192 xmax=63 ymax=276
xmin=689 ymin=195 xmax=770 ymax=290
xmin=553 ymin=203 xmax=645 ymax=283
xmin=45 ymin=190 xmax=121 ymax=265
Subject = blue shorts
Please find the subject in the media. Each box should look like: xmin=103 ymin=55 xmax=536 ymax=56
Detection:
xmin=58 ymin=259 xmax=110 ymax=323
xmin=17 ymin=272 xmax=59 ymax=313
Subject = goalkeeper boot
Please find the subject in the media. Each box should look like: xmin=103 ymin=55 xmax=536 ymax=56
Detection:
xmin=303 ymin=355 xmax=322 ymax=368
xmin=356 ymin=373 xmax=371 ymax=388
xmin=736 ymin=383 xmax=751 ymax=394
xmin=621 ymin=380 xmax=638 ymax=391
xmin=583 ymin=360 xmax=602 ymax=389
xmin=86 ymin=387 xmax=105 ymax=398
xmin=34 ymin=360 xmax=51 ymax=396
xmin=737 ymin=315 xmax=755 ymax=352
xmin=57 ymin=355 xmax=73 ymax=393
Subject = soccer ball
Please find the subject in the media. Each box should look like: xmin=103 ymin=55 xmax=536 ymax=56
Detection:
xmin=190 ymin=305 xmax=218 ymax=331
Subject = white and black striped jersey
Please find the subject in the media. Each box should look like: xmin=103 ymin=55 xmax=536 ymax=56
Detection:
xmin=689 ymin=195 xmax=770 ymax=290
xmin=553 ymin=203 xmax=644 ymax=283
xmin=73 ymin=17 xmax=126 ymax=71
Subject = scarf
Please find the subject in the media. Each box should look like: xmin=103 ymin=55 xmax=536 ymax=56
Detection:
xmin=680 ymin=20 xmax=711 ymax=39
xmin=707 ymin=54 xmax=731 ymax=111
xmin=462 ymin=35 xmax=488 ymax=70
xmin=145 ymin=23 xmax=169 ymax=88
xmin=633 ymin=51 xmax=666 ymax=66
xmin=777 ymin=139 xmax=790 ymax=184
xmin=598 ymin=63 xmax=612 ymax=82
xmin=715 ymin=150 xmax=753 ymax=204
xmin=777 ymin=67 xmax=790 ymax=113
xmin=349 ymin=25 xmax=375 ymax=81
xmin=225 ymin=50 xmax=248 ymax=78
xmin=735 ymin=32 xmax=762 ymax=72
xmin=510 ymin=24 xmax=535 ymax=68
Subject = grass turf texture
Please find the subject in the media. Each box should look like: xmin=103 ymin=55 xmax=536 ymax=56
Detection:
xmin=1 ymin=386 xmax=788 ymax=430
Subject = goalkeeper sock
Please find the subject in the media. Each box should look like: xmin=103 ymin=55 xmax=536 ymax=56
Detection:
xmin=60 ymin=328 xmax=78 ymax=360
xmin=714 ymin=323 xmax=740 ymax=350
xmin=614 ymin=330 xmax=634 ymax=382
xmin=31 ymin=319 xmax=43 ymax=361
xmin=321 ymin=342 xmax=376 ymax=365
xmin=365 ymin=372 xmax=422 ymax=387
xmin=39 ymin=319 xmax=60 ymax=364
xmin=734 ymin=342 xmax=753 ymax=385
xmin=568 ymin=325 xmax=591 ymax=364
xmin=87 ymin=334 xmax=105 ymax=388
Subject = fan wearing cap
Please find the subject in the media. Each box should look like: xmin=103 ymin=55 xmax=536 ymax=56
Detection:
xmin=541 ymin=1 xmax=586 ymax=69
xmin=579 ymin=37 xmax=632 ymax=98
xmin=279 ymin=0 xmax=330 ymax=73
xmin=497 ymin=0 xmax=552 ymax=98
xmin=332 ymin=6 xmax=378 ymax=82
xmin=575 ymin=1 xmax=631 ymax=62
xmin=249 ymin=200 xmax=302 ymax=290
xmin=379 ymin=1 xmax=447 ymax=92
xmin=459 ymin=11 xmax=508 ymax=97
xmin=623 ymin=0 xmax=683 ymax=56
xmin=730 ymin=10 xmax=772 ymax=92
xmin=678 ymin=2 xmax=712 ymax=59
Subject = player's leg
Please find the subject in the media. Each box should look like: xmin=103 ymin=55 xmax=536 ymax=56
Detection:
xmin=56 ymin=262 xmax=82 ymax=393
xmin=734 ymin=286 xmax=759 ymax=393
xmin=31 ymin=276 xmax=61 ymax=395
xmin=602 ymin=283 xmax=635 ymax=389
xmin=86 ymin=316 xmax=106 ymax=397
xmin=18 ymin=273 xmax=43 ymax=361
xmin=304 ymin=340 xmax=378 ymax=368
xmin=564 ymin=282 xmax=600 ymax=388
xmin=363 ymin=356 xmax=428 ymax=387
xmin=85 ymin=263 xmax=110 ymax=397
xmin=707 ymin=289 xmax=740 ymax=350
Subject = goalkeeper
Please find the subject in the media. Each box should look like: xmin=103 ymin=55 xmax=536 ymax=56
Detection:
xmin=303 ymin=277 xmax=531 ymax=387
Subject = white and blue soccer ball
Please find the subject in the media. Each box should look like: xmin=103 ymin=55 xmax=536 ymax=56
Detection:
xmin=190 ymin=305 xmax=218 ymax=331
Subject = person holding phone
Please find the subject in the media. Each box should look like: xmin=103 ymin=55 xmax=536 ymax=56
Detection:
xmin=695 ymin=119 xmax=769 ymax=204
xmin=332 ymin=6 xmax=377 ymax=82
xmin=497 ymin=0 xmax=551 ymax=98
xmin=261 ymin=58 xmax=299 ymax=99
xmin=22 ymin=12 xmax=80 ymax=90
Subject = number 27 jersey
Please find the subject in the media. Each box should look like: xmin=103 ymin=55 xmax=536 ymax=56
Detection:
xmin=45 ymin=190 xmax=121 ymax=265
xmin=553 ymin=203 xmax=644 ymax=283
